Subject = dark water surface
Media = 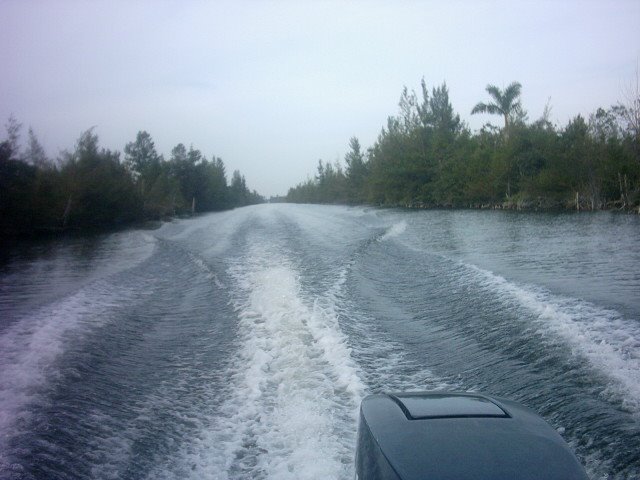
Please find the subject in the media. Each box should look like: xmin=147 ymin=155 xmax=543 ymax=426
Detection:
xmin=1 ymin=205 xmax=638 ymax=479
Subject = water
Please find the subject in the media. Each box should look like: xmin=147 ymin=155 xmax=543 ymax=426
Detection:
xmin=1 ymin=205 xmax=638 ymax=479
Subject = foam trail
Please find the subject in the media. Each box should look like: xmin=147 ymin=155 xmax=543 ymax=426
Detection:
xmin=380 ymin=221 xmax=407 ymax=241
xmin=168 ymin=243 xmax=364 ymax=479
xmin=0 ymin=280 xmax=141 ymax=469
xmin=467 ymin=264 xmax=640 ymax=413
xmin=187 ymin=252 xmax=225 ymax=288
xmin=325 ymin=264 xmax=454 ymax=395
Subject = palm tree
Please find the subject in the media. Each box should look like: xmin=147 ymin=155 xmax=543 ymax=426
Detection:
xmin=471 ymin=82 xmax=523 ymax=134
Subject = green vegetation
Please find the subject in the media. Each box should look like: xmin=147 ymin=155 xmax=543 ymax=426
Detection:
xmin=287 ymin=80 xmax=640 ymax=212
xmin=0 ymin=121 xmax=263 ymax=238
xmin=471 ymin=82 xmax=524 ymax=134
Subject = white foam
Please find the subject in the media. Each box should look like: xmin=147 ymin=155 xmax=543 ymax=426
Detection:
xmin=338 ymin=298 xmax=455 ymax=395
xmin=0 ymin=279 xmax=142 ymax=467
xmin=273 ymin=204 xmax=376 ymax=251
xmin=187 ymin=252 xmax=225 ymax=289
xmin=157 ymin=207 xmax=257 ymax=257
xmin=164 ymin=242 xmax=364 ymax=479
xmin=466 ymin=264 xmax=640 ymax=413
xmin=380 ymin=221 xmax=407 ymax=241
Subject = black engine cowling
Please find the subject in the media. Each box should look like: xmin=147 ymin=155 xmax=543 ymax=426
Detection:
xmin=355 ymin=392 xmax=589 ymax=480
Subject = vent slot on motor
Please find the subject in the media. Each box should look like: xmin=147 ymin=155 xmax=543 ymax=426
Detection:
xmin=390 ymin=393 xmax=509 ymax=419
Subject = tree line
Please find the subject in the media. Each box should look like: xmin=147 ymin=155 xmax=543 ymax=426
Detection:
xmin=0 ymin=122 xmax=263 ymax=238
xmin=287 ymin=79 xmax=640 ymax=212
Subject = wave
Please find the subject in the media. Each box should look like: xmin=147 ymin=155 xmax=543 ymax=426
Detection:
xmin=0 ymin=233 xmax=159 ymax=474
xmin=380 ymin=221 xmax=407 ymax=241
xmin=464 ymin=263 xmax=640 ymax=414
xmin=187 ymin=252 xmax=225 ymax=289
xmin=158 ymin=242 xmax=364 ymax=479
xmin=327 ymin=263 xmax=454 ymax=395
xmin=0 ymin=279 xmax=145 ymax=472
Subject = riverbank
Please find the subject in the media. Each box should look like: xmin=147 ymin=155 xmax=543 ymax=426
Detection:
xmin=395 ymin=195 xmax=640 ymax=213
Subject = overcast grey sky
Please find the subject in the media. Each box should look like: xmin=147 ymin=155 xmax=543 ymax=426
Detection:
xmin=1 ymin=1 xmax=638 ymax=197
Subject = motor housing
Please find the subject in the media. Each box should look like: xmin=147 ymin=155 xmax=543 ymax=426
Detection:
xmin=355 ymin=391 xmax=589 ymax=480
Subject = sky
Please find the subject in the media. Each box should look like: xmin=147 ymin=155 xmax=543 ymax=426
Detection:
xmin=1 ymin=1 xmax=639 ymax=197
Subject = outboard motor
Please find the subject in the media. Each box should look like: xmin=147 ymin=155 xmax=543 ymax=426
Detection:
xmin=355 ymin=392 xmax=589 ymax=480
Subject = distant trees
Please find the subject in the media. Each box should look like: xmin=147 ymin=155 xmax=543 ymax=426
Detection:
xmin=286 ymin=159 xmax=348 ymax=204
xmin=1 ymin=123 xmax=40 ymax=236
xmin=0 ymin=124 xmax=263 ymax=239
xmin=471 ymin=82 xmax=524 ymax=135
xmin=229 ymin=170 xmax=248 ymax=206
xmin=25 ymin=127 xmax=49 ymax=168
xmin=123 ymin=130 xmax=161 ymax=180
xmin=287 ymin=78 xmax=640 ymax=212
xmin=58 ymin=129 xmax=143 ymax=228
xmin=124 ymin=130 xmax=177 ymax=217
xmin=614 ymin=71 xmax=640 ymax=167
xmin=344 ymin=137 xmax=368 ymax=203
